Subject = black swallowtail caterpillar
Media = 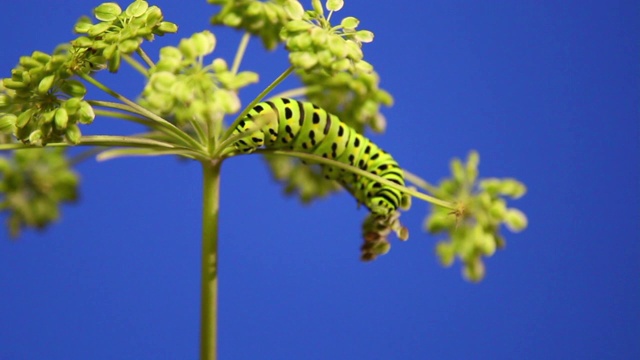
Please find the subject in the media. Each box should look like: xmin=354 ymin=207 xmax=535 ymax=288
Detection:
xmin=232 ymin=98 xmax=405 ymax=217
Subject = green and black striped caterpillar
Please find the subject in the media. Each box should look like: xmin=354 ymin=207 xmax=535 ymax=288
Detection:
xmin=232 ymin=98 xmax=405 ymax=217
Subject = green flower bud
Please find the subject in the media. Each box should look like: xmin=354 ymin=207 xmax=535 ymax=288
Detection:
xmin=119 ymin=39 xmax=140 ymax=54
xmin=19 ymin=56 xmax=43 ymax=69
xmin=64 ymin=97 xmax=82 ymax=113
xmin=327 ymin=35 xmax=347 ymax=58
xmin=462 ymin=259 xmax=485 ymax=282
xmin=341 ymin=16 xmax=359 ymax=30
xmin=54 ymin=108 xmax=69 ymax=129
xmin=88 ymin=22 xmax=113 ymax=37
xmin=0 ymin=94 xmax=10 ymax=108
xmin=156 ymin=21 xmax=178 ymax=34
xmin=150 ymin=72 xmax=177 ymax=92
xmin=504 ymin=208 xmax=527 ymax=232
xmin=326 ymin=0 xmax=344 ymax=11
xmin=289 ymin=51 xmax=318 ymax=69
xmin=15 ymin=109 xmax=34 ymax=128
xmin=178 ymin=38 xmax=198 ymax=59
xmin=94 ymin=2 xmax=122 ymax=21
xmin=108 ymin=50 xmax=121 ymax=72
xmin=37 ymin=75 xmax=55 ymax=95
xmin=28 ymin=129 xmax=44 ymax=145
xmin=355 ymin=30 xmax=374 ymax=43
xmin=285 ymin=19 xmax=313 ymax=32
xmin=211 ymin=58 xmax=228 ymax=73
xmin=60 ymin=80 xmax=87 ymax=97
xmin=0 ymin=114 xmax=17 ymax=134
xmin=436 ymin=241 xmax=455 ymax=266
xmin=74 ymin=16 xmax=93 ymax=33
xmin=103 ymin=43 xmax=117 ymax=60
xmin=283 ymin=0 xmax=305 ymax=19
xmin=77 ymin=101 xmax=95 ymax=124
xmin=2 ymin=78 xmax=28 ymax=90
xmin=125 ymin=0 xmax=149 ymax=17
xmin=32 ymin=51 xmax=52 ymax=64
xmin=41 ymin=110 xmax=56 ymax=124
xmin=311 ymin=0 xmax=323 ymax=16
xmin=73 ymin=36 xmax=94 ymax=48
xmin=192 ymin=31 xmax=216 ymax=56
xmin=65 ymin=124 xmax=81 ymax=144
xmin=145 ymin=6 xmax=162 ymax=26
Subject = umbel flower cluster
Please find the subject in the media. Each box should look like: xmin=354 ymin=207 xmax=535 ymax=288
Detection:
xmin=0 ymin=0 xmax=527 ymax=282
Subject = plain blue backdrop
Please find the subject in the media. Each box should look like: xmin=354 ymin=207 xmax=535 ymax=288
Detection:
xmin=1 ymin=1 xmax=638 ymax=359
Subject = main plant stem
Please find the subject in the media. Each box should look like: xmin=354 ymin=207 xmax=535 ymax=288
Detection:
xmin=200 ymin=160 xmax=221 ymax=360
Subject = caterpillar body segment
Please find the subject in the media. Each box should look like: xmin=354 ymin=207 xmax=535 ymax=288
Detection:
xmin=232 ymin=98 xmax=405 ymax=217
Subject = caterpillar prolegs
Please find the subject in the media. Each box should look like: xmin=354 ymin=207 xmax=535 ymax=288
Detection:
xmin=232 ymin=98 xmax=407 ymax=218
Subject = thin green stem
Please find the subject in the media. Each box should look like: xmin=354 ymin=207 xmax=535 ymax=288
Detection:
xmin=93 ymin=109 xmax=157 ymax=128
xmin=122 ymin=53 xmax=149 ymax=77
xmin=403 ymin=170 xmax=440 ymax=195
xmin=136 ymin=48 xmax=155 ymax=68
xmin=189 ymin=118 xmax=209 ymax=147
xmin=231 ymin=33 xmax=251 ymax=75
xmin=253 ymin=149 xmax=458 ymax=211
xmin=200 ymin=160 xmax=222 ymax=360
xmin=96 ymin=148 xmax=203 ymax=161
xmin=80 ymin=73 xmax=203 ymax=150
xmin=216 ymin=66 xmax=295 ymax=156
xmin=0 ymin=135 xmax=178 ymax=151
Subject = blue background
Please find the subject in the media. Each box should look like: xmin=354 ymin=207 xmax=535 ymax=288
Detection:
xmin=1 ymin=1 xmax=638 ymax=359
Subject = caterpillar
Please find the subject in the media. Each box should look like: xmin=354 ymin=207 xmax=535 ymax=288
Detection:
xmin=232 ymin=98 xmax=405 ymax=218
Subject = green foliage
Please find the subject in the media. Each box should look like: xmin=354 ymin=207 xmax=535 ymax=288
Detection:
xmin=0 ymin=52 xmax=93 ymax=145
xmin=73 ymin=0 xmax=177 ymax=72
xmin=0 ymin=144 xmax=79 ymax=238
xmin=209 ymin=0 xmax=296 ymax=50
xmin=139 ymin=31 xmax=258 ymax=128
xmin=424 ymin=151 xmax=527 ymax=282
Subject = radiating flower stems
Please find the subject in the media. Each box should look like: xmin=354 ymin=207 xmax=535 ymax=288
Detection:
xmin=231 ymin=33 xmax=251 ymax=75
xmin=79 ymin=73 xmax=203 ymax=150
xmin=121 ymin=53 xmax=149 ymax=77
xmin=0 ymin=135 xmax=178 ymax=151
xmin=136 ymin=48 xmax=155 ymax=68
xmin=200 ymin=159 xmax=222 ymax=360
